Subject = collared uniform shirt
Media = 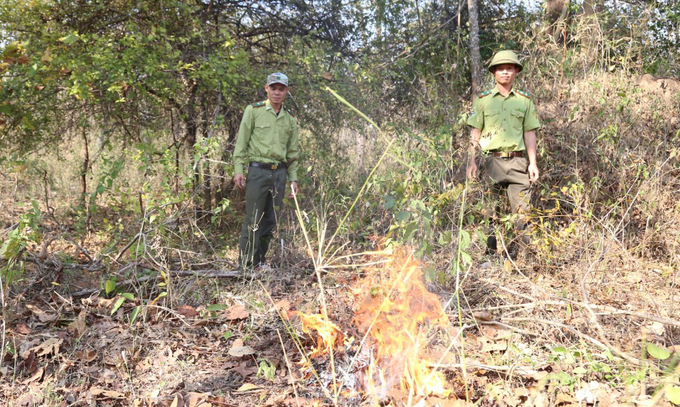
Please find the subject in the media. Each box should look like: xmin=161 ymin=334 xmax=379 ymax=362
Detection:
xmin=233 ymin=99 xmax=300 ymax=182
xmin=467 ymin=86 xmax=541 ymax=152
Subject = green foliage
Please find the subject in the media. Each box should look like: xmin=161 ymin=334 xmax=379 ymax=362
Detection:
xmin=111 ymin=293 xmax=141 ymax=325
xmin=647 ymin=343 xmax=671 ymax=361
xmin=668 ymin=386 xmax=680 ymax=405
xmin=0 ymin=0 xmax=250 ymax=155
xmin=111 ymin=292 xmax=135 ymax=315
xmin=104 ymin=279 xmax=117 ymax=296
xmin=0 ymin=200 xmax=42 ymax=288
xmin=257 ymin=358 xmax=277 ymax=380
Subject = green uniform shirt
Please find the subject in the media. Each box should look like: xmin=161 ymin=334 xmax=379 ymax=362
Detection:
xmin=467 ymin=86 xmax=540 ymax=152
xmin=233 ymin=99 xmax=300 ymax=181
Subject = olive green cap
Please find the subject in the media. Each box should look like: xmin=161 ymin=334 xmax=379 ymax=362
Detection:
xmin=488 ymin=50 xmax=523 ymax=73
xmin=267 ymin=72 xmax=289 ymax=86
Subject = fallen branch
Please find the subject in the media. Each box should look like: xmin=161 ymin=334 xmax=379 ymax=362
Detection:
xmin=114 ymin=233 xmax=140 ymax=263
xmin=478 ymin=320 xmax=539 ymax=337
xmin=508 ymin=317 xmax=641 ymax=365
xmin=470 ymin=299 xmax=680 ymax=328
xmin=431 ymin=362 xmax=546 ymax=377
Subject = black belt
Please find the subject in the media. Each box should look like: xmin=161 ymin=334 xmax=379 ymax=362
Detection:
xmin=250 ymin=161 xmax=286 ymax=170
xmin=489 ymin=150 xmax=524 ymax=158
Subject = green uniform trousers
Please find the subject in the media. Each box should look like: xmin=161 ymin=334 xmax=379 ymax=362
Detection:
xmin=239 ymin=166 xmax=287 ymax=267
xmin=484 ymin=155 xmax=531 ymax=215
xmin=482 ymin=155 xmax=532 ymax=250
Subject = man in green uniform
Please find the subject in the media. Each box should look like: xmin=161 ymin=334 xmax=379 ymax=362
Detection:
xmin=466 ymin=50 xmax=541 ymax=254
xmin=234 ymin=72 xmax=300 ymax=269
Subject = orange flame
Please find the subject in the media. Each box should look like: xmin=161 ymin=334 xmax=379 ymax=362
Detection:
xmin=295 ymin=246 xmax=454 ymax=402
xmin=297 ymin=312 xmax=344 ymax=359
xmin=353 ymin=247 xmax=452 ymax=399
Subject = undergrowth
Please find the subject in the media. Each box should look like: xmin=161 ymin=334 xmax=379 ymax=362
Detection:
xmin=1 ymin=23 xmax=680 ymax=406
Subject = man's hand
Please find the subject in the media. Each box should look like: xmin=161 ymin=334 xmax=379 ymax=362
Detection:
xmin=467 ymin=128 xmax=481 ymax=181
xmin=528 ymin=163 xmax=540 ymax=183
xmin=467 ymin=159 xmax=478 ymax=180
xmin=234 ymin=173 xmax=245 ymax=189
xmin=289 ymin=181 xmax=299 ymax=198
xmin=523 ymin=130 xmax=539 ymax=182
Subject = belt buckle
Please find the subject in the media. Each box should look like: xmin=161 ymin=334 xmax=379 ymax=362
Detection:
xmin=271 ymin=163 xmax=278 ymax=170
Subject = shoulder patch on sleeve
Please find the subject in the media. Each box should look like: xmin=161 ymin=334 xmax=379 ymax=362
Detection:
xmin=283 ymin=105 xmax=295 ymax=117
xmin=516 ymin=89 xmax=532 ymax=99
xmin=478 ymin=89 xmax=493 ymax=98
xmin=251 ymin=101 xmax=266 ymax=108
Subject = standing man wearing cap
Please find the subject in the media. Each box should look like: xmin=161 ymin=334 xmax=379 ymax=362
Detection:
xmin=466 ymin=50 xmax=541 ymax=255
xmin=233 ymin=72 xmax=300 ymax=269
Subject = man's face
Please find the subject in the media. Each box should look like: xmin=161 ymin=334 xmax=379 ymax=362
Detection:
xmin=265 ymin=83 xmax=288 ymax=104
xmin=493 ymin=64 xmax=519 ymax=86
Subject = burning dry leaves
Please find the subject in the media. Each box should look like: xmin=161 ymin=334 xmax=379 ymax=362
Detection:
xmin=279 ymin=247 xmax=657 ymax=407
xmin=288 ymin=247 xmax=471 ymax=405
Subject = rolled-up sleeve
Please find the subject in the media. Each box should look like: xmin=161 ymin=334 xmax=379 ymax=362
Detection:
xmin=523 ymin=99 xmax=541 ymax=131
xmin=467 ymin=96 xmax=484 ymax=129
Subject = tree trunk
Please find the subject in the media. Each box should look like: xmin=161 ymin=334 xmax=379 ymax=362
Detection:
xmin=467 ymin=0 xmax=482 ymax=94
xmin=185 ymin=113 xmax=199 ymax=191
xmin=215 ymin=109 xmax=239 ymax=206
xmin=582 ymin=0 xmax=602 ymax=67
xmin=80 ymin=130 xmax=89 ymax=199
xmin=545 ymin=0 xmax=570 ymax=45
xmin=375 ymin=0 xmax=384 ymax=42
xmin=202 ymin=105 xmax=212 ymax=212
xmin=182 ymin=83 xmax=200 ymax=195
xmin=81 ymin=129 xmax=92 ymax=233
xmin=584 ymin=0 xmax=602 ymax=16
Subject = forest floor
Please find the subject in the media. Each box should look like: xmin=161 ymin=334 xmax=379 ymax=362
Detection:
xmin=3 ymin=69 xmax=680 ymax=406
xmin=1 ymin=210 xmax=679 ymax=407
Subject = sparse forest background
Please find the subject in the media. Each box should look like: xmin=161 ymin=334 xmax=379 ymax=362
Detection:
xmin=1 ymin=0 xmax=679 ymax=406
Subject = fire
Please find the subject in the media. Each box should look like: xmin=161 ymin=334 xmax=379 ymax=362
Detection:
xmin=296 ymin=246 xmax=454 ymax=403
xmin=297 ymin=312 xmax=344 ymax=359
xmin=353 ymin=247 xmax=452 ymax=399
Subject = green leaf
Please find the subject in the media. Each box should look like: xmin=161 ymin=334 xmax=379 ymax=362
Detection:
xmin=666 ymin=386 xmax=680 ymax=404
xmin=396 ymin=211 xmax=410 ymax=222
xmin=403 ymin=220 xmax=418 ymax=241
xmin=21 ymin=116 xmax=35 ymax=130
xmin=475 ymin=229 xmax=487 ymax=243
xmin=572 ymin=366 xmax=588 ymax=375
xmin=553 ymin=346 xmax=567 ymax=354
xmin=111 ymin=296 xmax=127 ymax=315
xmin=105 ymin=279 xmax=116 ymax=295
xmin=59 ymin=33 xmax=79 ymax=45
xmin=129 ymin=306 xmax=141 ymax=325
xmin=121 ymin=292 xmax=135 ymax=301
xmin=149 ymin=291 xmax=167 ymax=306
xmin=459 ymin=230 xmax=471 ymax=250
xmin=207 ymin=304 xmax=228 ymax=311
xmin=223 ymin=331 xmax=233 ymax=341
xmin=461 ymin=251 xmax=472 ymax=266
xmin=438 ymin=231 xmax=453 ymax=245
xmin=383 ymin=195 xmax=396 ymax=210
xmin=647 ymin=343 xmax=671 ymax=360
